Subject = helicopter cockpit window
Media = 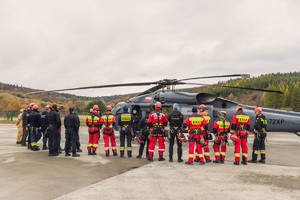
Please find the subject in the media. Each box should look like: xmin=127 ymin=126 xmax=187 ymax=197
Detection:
xmin=222 ymin=102 xmax=227 ymax=108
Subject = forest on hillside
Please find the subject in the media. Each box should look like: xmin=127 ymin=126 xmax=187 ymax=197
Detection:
xmin=187 ymin=72 xmax=300 ymax=111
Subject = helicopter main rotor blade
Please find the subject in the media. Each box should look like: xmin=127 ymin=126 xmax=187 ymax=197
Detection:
xmin=25 ymin=81 xmax=159 ymax=96
xmin=185 ymin=83 xmax=283 ymax=94
xmin=179 ymin=74 xmax=250 ymax=82
xmin=136 ymin=85 xmax=164 ymax=96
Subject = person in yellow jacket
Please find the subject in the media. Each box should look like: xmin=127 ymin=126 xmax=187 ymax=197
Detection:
xmin=16 ymin=109 xmax=24 ymax=144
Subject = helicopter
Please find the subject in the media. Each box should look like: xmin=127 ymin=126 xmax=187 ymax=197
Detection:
xmin=26 ymin=74 xmax=300 ymax=134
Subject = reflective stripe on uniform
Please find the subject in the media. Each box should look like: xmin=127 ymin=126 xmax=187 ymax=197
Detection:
xmin=127 ymin=147 xmax=132 ymax=151
xmin=120 ymin=147 xmax=125 ymax=150
xmin=234 ymin=153 xmax=240 ymax=157
xmin=149 ymin=149 xmax=154 ymax=152
xmin=105 ymin=147 xmax=109 ymax=150
xmin=204 ymin=153 xmax=210 ymax=156
xmin=220 ymin=152 xmax=226 ymax=156
xmin=93 ymin=144 xmax=99 ymax=148
xmin=87 ymin=144 xmax=93 ymax=147
xmin=112 ymin=147 xmax=117 ymax=150
xmin=215 ymin=153 xmax=220 ymax=156
xmin=260 ymin=151 xmax=266 ymax=154
xmin=254 ymin=150 xmax=259 ymax=154
xmin=189 ymin=154 xmax=194 ymax=158
xmin=242 ymin=153 xmax=248 ymax=158
xmin=199 ymin=154 xmax=204 ymax=158
xmin=158 ymin=149 xmax=165 ymax=152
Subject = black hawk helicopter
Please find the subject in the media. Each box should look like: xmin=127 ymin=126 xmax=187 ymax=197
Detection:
xmin=26 ymin=74 xmax=300 ymax=134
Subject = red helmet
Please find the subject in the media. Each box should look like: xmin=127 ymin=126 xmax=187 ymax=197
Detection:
xmin=199 ymin=104 xmax=207 ymax=111
xmin=155 ymin=101 xmax=162 ymax=109
xmin=220 ymin=111 xmax=227 ymax=115
xmin=32 ymin=105 xmax=39 ymax=110
xmin=93 ymin=105 xmax=99 ymax=111
xmin=254 ymin=107 xmax=262 ymax=114
xmin=236 ymin=104 xmax=243 ymax=111
xmin=92 ymin=110 xmax=98 ymax=115
xmin=29 ymin=102 xmax=35 ymax=108
xmin=230 ymin=134 xmax=239 ymax=142
xmin=106 ymin=105 xmax=112 ymax=111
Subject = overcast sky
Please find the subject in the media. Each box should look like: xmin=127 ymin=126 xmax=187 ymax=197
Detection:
xmin=0 ymin=0 xmax=299 ymax=97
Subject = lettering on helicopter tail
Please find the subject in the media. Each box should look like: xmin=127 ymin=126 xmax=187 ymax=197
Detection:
xmin=268 ymin=119 xmax=285 ymax=125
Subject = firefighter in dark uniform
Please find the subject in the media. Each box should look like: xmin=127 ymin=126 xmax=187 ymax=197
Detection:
xmin=41 ymin=105 xmax=51 ymax=150
xmin=46 ymin=104 xmax=61 ymax=156
xmin=249 ymin=107 xmax=267 ymax=164
xmin=64 ymin=107 xmax=80 ymax=157
xmin=132 ymin=107 xmax=142 ymax=141
xmin=167 ymin=103 xmax=184 ymax=162
xmin=20 ymin=107 xmax=31 ymax=147
xmin=117 ymin=104 xmax=133 ymax=158
xmin=27 ymin=104 xmax=42 ymax=151
xmin=136 ymin=110 xmax=151 ymax=159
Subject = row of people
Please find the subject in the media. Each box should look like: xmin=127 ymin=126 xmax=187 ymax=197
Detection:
xmin=16 ymin=101 xmax=267 ymax=165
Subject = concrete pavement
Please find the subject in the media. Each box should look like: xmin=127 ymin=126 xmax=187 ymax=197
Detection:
xmin=0 ymin=124 xmax=299 ymax=200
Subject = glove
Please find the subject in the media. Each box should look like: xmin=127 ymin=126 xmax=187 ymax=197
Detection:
xmin=102 ymin=125 xmax=105 ymax=129
xmin=109 ymin=125 xmax=113 ymax=129
xmin=230 ymin=130 xmax=236 ymax=134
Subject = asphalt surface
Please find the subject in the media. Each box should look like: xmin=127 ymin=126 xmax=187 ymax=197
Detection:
xmin=0 ymin=124 xmax=300 ymax=200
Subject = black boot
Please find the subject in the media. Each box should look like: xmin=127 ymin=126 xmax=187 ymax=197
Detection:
xmin=72 ymin=152 xmax=80 ymax=157
xmin=169 ymin=156 xmax=173 ymax=162
xmin=42 ymin=145 xmax=48 ymax=150
xmin=88 ymin=149 xmax=92 ymax=155
xmin=76 ymin=148 xmax=83 ymax=152
xmin=113 ymin=151 xmax=118 ymax=156
xmin=158 ymin=156 xmax=165 ymax=161
xmin=92 ymin=149 xmax=97 ymax=155
xmin=258 ymin=159 xmax=265 ymax=164
xmin=127 ymin=151 xmax=132 ymax=158
xmin=120 ymin=150 xmax=124 ymax=158
xmin=178 ymin=157 xmax=183 ymax=162
xmin=136 ymin=155 xmax=142 ymax=159
xmin=65 ymin=152 xmax=71 ymax=156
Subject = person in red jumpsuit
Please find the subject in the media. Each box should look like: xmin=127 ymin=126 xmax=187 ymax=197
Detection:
xmin=147 ymin=101 xmax=169 ymax=161
xmin=230 ymin=105 xmax=250 ymax=165
xmin=100 ymin=105 xmax=117 ymax=157
xmin=183 ymin=107 xmax=208 ymax=165
xmin=212 ymin=111 xmax=230 ymax=163
xmin=86 ymin=105 xmax=100 ymax=155
xmin=196 ymin=104 xmax=212 ymax=163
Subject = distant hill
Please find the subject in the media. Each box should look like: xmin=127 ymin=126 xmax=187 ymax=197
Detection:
xmin=1 ymin=71 xmax=300 ymax=116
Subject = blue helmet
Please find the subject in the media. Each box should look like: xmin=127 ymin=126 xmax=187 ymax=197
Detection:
xmin=173 ymin=103 xmax=179 ymax=111
xmin=123 ymin=104 xmax=129 ymax=112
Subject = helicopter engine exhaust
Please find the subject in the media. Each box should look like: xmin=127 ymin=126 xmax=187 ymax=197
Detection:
xmin=156 ymin=92 xmax=217 ymax=104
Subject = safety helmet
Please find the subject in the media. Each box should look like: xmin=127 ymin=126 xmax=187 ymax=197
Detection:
xmin=93 ymin=105 xmax=99 ymax=111
xmin=254 ymin=107 xmax=262 ymax=114
xmin=236 ymin=104 xmax=243 ymax=111
xmin=92 ymin=110 xmax=98 ymax=115
xmin=199 ymin=104 xmax=207 ymax=111
xmin=123 ymin=104 xmax=129 ymax=112
xmin=32 ymin=105 xmax=39 ymax=110
xmin=173 ymin=103 xmax=179 ymax=111
xmin=45 ymin=105 xmax=51 ymax=110
xmin=192 ymin=107 xmax=198 ymax=113
xmin=220 ymin=111 xmax=227 ymax=116
xmin=155 ymin=101 xmax=162 ymax=109
xmin=106 ymin=105 xmax=112 ymax=111
xmin=29 ymin=102 xmax=35 ymax=108
xmin=230 ymin=134 xmax=239 ymax=142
